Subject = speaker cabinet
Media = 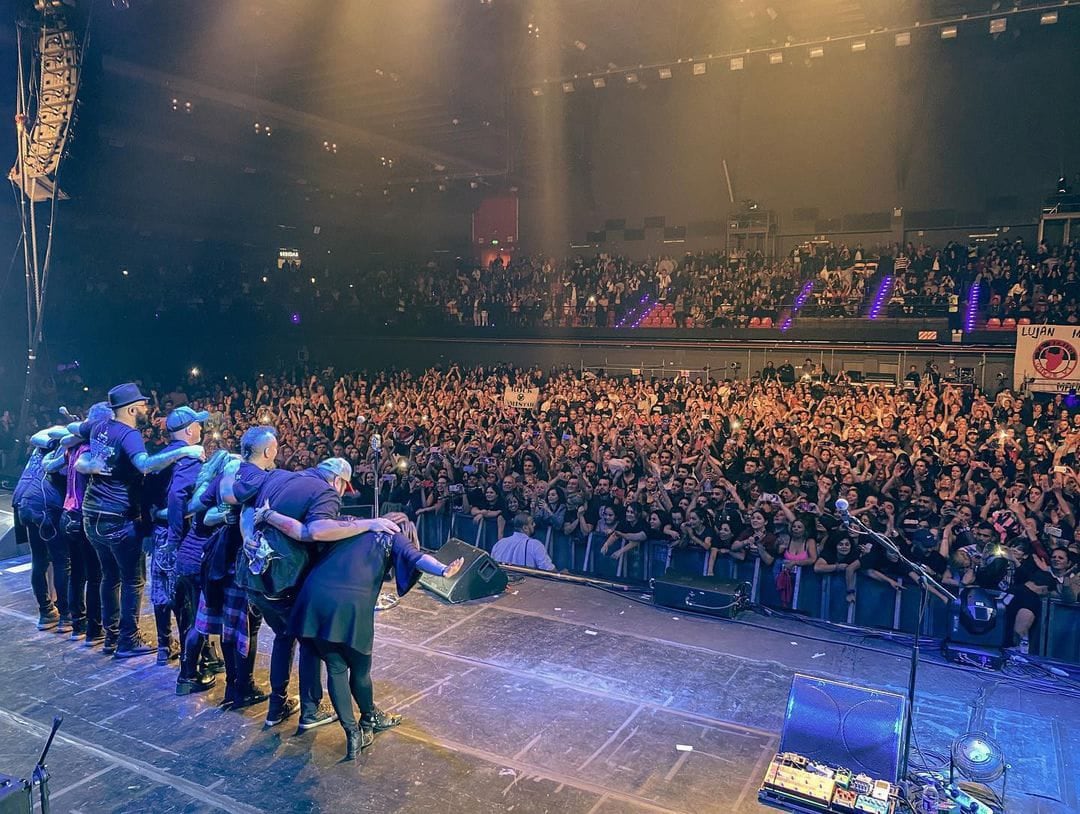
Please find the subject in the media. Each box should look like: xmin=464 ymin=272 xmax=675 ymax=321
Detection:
xmin=0 ymin=774 xmax=30 ymax=814
xmin=779 ymin=674 xmax=906 ymax=784
xmin=419 ymin=538 xmax=507 ymax=604
xmin=652 ymin=574 xmax=748 ymax=619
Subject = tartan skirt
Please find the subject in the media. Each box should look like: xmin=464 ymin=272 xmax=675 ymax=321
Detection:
xmin=195 ymin=579 xmax=252 ymax=657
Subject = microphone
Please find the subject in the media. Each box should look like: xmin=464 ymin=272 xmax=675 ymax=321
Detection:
xmin=834 ymin=497 xmax=852 ymax=527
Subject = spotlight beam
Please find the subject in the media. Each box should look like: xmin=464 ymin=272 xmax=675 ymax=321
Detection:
xmin=102 ymin=56 xmax=504 ymax=178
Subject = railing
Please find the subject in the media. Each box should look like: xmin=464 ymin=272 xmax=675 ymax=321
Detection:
xmin=414 ymin=515 xmax=1080 ymax=666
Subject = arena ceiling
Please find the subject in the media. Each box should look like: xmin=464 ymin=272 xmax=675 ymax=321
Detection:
xmin=0 ymin=0 xmax=1065 ymax=245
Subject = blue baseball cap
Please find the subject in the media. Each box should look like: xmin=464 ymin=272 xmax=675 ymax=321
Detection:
xmin=166 ymin=406 xmax=210 ymax=433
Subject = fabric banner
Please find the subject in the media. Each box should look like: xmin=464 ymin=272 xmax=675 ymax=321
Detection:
xmin=1014 ymin=324 xmax=1080 ymax=392
xmin=503 ymin=387 xmax=540 ymax=410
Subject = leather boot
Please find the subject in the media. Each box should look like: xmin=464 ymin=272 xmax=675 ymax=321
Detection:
xmin=345 ymin=725 xmax=374 ymax=761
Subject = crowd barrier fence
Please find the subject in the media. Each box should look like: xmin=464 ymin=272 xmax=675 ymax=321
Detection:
xmin=413 ymin=514 xmax=1079 ymax=665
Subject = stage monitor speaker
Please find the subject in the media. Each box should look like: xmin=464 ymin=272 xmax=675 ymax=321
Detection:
xmin=419 ymin=538 xmax=507 ymax=604
xmin=946 ymin=588 xmax=1008 ymax=648
xmin=779 ymin=674 xmax=906 ymax=784
xmin=652 ymin=574 xmax=749 ymax=619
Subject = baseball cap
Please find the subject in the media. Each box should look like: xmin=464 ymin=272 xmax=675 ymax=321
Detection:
xmin=166 ymin=405 xmax=210 ymax=433
xmin=317 ymin=457 xmax=355 ymax=492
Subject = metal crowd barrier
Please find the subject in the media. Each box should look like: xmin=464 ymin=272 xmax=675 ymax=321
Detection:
xmin=411 ymin=520 xmax=1078 ymax=665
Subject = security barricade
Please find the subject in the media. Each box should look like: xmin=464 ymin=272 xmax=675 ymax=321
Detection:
xmin=1044 ymin=600 xmax=1080 ymax=664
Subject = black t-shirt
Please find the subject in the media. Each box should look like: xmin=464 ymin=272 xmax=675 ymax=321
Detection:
xmin=232 ymin=461 xmax=272 ymax=506
xmin=79 ymin=419 xmax=148 ymax=517
xmin=255 ymin=469 xmax=341 ymax=523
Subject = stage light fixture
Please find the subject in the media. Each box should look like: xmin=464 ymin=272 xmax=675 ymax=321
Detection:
xmin=658 ymin=66 xmax=672 ymax=79
xmin=1041 ymin=11 xmax=1058 ymax=25
xmin=769 ymin=51 xmax=783 ymax=64
xmin=851 ymin=40 xmax=867 ymax=52
xmin=592 ymin=77 xmax=606 ymax=88
xmin=808 ymin=46 xmax=824 ymax=59
xmin=941 ymin=25 xmax=957 ymax=39
xmin=574 ymin=39 xmax=587 ymax=51
xmin=531 ymin=87 xmax=543 ymax=96
xmin=625 ymin=72 xmax=638 ymax=83
xmin=989 ymin=18 xmax=1006 ymax=34
xmin=562 ymin=81 xmax=575 ymax=93
xmin=692 ymin=62 xmax=706 ymax=75
xmin=895 ymin=31 xmax=911 ymax=46
xmin=729 ymin=56 xmax=744 ymax=71
xmin=951 ymin=732 xmax=1006 ymax=783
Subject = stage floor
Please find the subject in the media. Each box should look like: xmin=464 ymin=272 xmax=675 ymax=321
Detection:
xmin=0 ymin=558 xmax=1077 ymax=814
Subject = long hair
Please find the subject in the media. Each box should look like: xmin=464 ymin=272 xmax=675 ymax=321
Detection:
xmin=192 ymin=449 xmax=235 ymax=507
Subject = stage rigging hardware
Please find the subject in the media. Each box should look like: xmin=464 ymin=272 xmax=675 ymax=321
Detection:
xmin=9 ymin=0 xmax=86 ymax=441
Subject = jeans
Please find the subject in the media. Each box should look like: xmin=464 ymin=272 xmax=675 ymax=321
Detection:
xmin=18 ymin=505 xmax=61 ymax=616
xmin=248 ymin=592 xmax=322 ymax=718
xmin=64 ymin=510 xmax=102 ymax=634
xmin=311 ymin=639 xmax=373 ymax=733
xmin=84 ymin=512 xmax=145 ymax=644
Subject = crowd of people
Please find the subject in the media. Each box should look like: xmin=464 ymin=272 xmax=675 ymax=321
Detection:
xmin=10 ymin=360 xmax=1080 ymax=721
xmin=49 ymin=237 xmax=1078 ymax=335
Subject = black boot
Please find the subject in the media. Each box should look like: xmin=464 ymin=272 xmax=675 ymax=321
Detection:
xmin=368 ymin=707 xmax=403 ymax=733
xmin=345 ymin=725 xmax=374 ymax=761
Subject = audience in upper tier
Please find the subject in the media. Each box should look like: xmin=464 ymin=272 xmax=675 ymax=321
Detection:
xmin=11 ymin=361 xmax=1080 ymax=657
xmin=55 ymin=238 xmax=1079 ymax=332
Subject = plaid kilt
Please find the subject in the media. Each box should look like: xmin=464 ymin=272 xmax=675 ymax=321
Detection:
xmin=222 ymin=583 xmax=251 ymax=658
xmin=195 ymin=579 xmax=225 ymax=636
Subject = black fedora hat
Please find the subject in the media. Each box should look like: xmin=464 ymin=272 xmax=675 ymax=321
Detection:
xmin=108 ymin=382 xmax=149 ymax=410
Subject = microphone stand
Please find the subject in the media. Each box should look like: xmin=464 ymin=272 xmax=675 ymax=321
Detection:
xmin=843 ymin=513 xmax=956 ymax=781
xmin=370 ymin=435 xmax=381 ymax=519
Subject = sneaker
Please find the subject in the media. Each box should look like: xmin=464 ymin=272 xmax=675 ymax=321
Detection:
xmin=102 ymin=637 xmax=118 ymax=655
xmin=367 ymin=707 xmax=403 ymax=733
xmin=36 ymin=609 xmax=60 ymax=631
xmin=55 ymin=616 xmax=74 ymax=634
xmin=114 ymin=635 xmax=155 ymax=659
xmin=69 ymin=621 xmax=87 ymax=641
xmin=176 ymin=674 xmax=217 ymax=696
xmin=296 ymin=707 xmax=339 ymax=733
xmin=264 ymin=697 xmax=300 ymax=728
xmin=156 ymin=641 xmax=180 ymax=665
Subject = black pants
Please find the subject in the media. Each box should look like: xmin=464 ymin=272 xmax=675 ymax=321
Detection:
xmin=19 ymin=506 xmax=61 ymax=617
xmin=84 ymin=512 xmax=145 ymax=644
xmin=175 ymin=572 xmax=203 ymax=679
xmin=311 ymin=639 xmax=373 ymax=733
xmin=62 ymin=510 xmax=101 ymax=634
xmin=249 ymin=593 xmax=322 ymax=718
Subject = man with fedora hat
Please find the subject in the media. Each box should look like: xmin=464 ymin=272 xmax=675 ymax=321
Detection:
xmin=70 ymin=383 xmax=205 ymax=658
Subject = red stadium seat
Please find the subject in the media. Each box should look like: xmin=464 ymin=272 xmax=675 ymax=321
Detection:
xmin=986 ymin=318 xmax=1001 ymax=329
xmin=1017 ymin=317 xmax=1031 ymax=325
xmin=761 ymin=317 xmax=773 ymax=328
xmin=749 ymin=317 xmax=761 ymax=327
xmin=1002 ymin=318 xmax=1017 ymax=329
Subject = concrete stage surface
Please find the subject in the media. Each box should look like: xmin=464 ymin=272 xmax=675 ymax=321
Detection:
xmin=0 ymin=558 xmax=1076 ymax=814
